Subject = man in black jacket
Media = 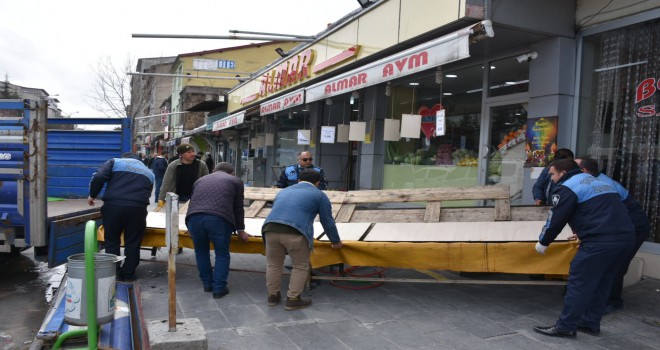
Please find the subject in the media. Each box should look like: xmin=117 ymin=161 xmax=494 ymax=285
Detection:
xmin=88 ymin=153 xmax=154 ymax=281
xmin=532 ymin=159 xmax=634 ymax=338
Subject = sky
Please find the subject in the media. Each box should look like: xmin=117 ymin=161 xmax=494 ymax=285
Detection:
xmin=0 ymin=0 xmax=360 ymax=118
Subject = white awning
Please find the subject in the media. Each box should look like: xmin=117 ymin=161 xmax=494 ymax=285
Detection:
xmin=212 ymin=111 xmax=245 ymax=131
xmin=259 ymin=88 xmax=305 ymax=116
xmin=305 ymin=21 xmax=492 ymax=103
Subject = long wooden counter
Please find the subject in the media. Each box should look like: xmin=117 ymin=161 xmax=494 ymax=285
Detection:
xmin=104 ymin=185 xmax=577 ymax=274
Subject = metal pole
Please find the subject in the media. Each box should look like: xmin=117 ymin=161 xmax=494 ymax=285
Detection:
xmin=128 ymin=72 xmax=249 ymax=81
xmin=228 ymin=29 xmax=314 ymax=39
xmin=131 ymin=33 xmax=313 ymax=42
xmin=165 ymin=193 xmax=179 ymax=332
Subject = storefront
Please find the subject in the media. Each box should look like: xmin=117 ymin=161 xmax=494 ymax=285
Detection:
xmin=575 ymin=10 xmax=660 ymax=241
xmin=225 ymin=0 xmax=579 ymax=198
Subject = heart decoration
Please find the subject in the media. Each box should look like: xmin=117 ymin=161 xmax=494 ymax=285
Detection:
xmin=418 ymin=104 xmax=443 ymax=141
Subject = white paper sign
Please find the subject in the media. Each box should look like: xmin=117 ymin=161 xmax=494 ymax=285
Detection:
xmin=320 ymin=126 xmax=336 ymax=143
xmin=297 ymin=130 xmax=311 ymax=145
xmin=400 ymin=114 xmax=421 ymax=138
xmin=349 ymin=121 xmax=366 ymax=141
xmin=436 ymin=109 xmax=446 ymax=136
xmin=337 ymin=124 xmax=349 ymax=143
xmin=383 ymin=119 xmax=400 ymax=141
xmin=264 ymin=133 xmax=274 ymax=146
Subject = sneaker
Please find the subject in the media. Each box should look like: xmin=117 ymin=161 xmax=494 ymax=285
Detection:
xmin=267 ymin=292 xmax=281 ymax=306
xmin=213 ymin=287 xmax=229 ymax=299
xmin=284 ymin=296 xmax=312 ymax=311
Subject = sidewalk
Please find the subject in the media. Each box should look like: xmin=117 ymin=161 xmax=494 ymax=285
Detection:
xmin=134 ymin=249 xmax=660 ymax=350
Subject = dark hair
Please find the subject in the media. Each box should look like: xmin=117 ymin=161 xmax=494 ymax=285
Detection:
xmin=549 ymin=158 xmax=579 ymax=173
xmin=299 ymin=168 xmax=321 ymax=183
xmin=556 ymin=148 xmax=574 ymax=160
xmin=576 ymin=156 xmax=599 ymax=175
xmin=214 ymin=162 xmax=234 ymax=174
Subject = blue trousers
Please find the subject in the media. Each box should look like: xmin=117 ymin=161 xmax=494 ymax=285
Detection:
xmin=556 ymin=239 xmax=634 ymax=331
xmin=186 ymin=213 xmax=233 ymax=293
xmin=153 ymin=176 xmax=163 ymax=203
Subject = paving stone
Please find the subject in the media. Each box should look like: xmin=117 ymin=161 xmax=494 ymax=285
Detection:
xmin=220 ymin=304 xmax=272 ymax=328
xmin=367 ymin=319 xmax=438 ymax=348
xmin=185 ymin=309 xmax=231 ymax=333
xmin=278 ymin=322 xmax=350 ymax=349
xmin=177 ymin=290 xmax=221 ymax=313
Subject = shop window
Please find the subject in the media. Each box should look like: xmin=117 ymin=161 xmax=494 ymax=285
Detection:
xmin=383 ymin=65 xmax=483 ymax=204
xmin=577 ymin=19 xmax=660 ymax=242
xmin=488 ymin=56 xmax=529 ymax=97
xmin=274 ymin=109 xmax=307 ymax=167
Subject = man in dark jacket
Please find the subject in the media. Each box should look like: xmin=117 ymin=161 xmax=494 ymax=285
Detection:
xmin=150 ymin=151 xmax=168 ymax=204
xmin=88 ymin=152 xmax=154 ymax=281
xmin=575 ymin=156 xmax=651 ymax=314
xmin=276 ymin=151 xmax=328 ymax=190
xmin=185 ymin=162 xmax=249 ymax=298
xmin=532 ymin=159 xmax=634 ymax=338
xmin=532 ymin=148 xmax=574 ymax=205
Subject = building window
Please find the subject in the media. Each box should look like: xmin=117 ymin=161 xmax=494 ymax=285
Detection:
xmin=577 ymin=19 xmax=660 ymax=241
xmin=488 ymin=56 xmax=530 ymax=97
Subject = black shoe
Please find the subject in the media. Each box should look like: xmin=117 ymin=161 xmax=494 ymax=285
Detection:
xmin=203 ymin=286 xmax=212 ymax=293
xmin=577 ymin=325 xmax=600 ymax=336
xmin=213 ymin=287 xmax=229 ymax=299
xmin=117 ymin=273 xmax=137 ymax=282
xmin=177 ymin=247 xmax=183 ymax=255
xmin=604 ymin=304 xmax=623 ymax=315
xmin=267 ymin=292 xmax=281 ymax=306
xmin=284 ymin=296 xmax=312 ymax=311
xmin=150 ymin=247 xmax=158 ymax=257
xmin=533 ymin=325 xmax=576 ymax=338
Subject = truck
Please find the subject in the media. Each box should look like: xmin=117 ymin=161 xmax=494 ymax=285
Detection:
xmin=0 ymin=99 xmax=132 ymax=267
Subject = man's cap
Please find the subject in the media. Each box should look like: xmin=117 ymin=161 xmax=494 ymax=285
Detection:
xmin=177 ymin=144 xmax=194 ymax=155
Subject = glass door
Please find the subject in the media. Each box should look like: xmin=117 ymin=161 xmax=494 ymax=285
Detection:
xmin=481 ymin=102 xmax=528 ymax=205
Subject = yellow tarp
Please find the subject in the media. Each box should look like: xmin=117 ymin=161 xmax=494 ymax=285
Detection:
xmin=99 ymin=226 xmax=577 ymax=275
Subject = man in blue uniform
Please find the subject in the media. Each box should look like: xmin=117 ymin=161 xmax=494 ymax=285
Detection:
xmin=532 ymin=148 xmax=574 ymax=205
xmin=575 ymin=156 xmax=651 ymax=314
xmin=533 ymin=159 xmax=634 ymax=338
xmin=276 ymin=151 xmax=328 ymax=190
xmin=88 ymin=153 xmax=154 ymax=281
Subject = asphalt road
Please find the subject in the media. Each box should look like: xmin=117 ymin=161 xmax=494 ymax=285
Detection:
xmin=0 ymin=249 xmax=64 ymax=350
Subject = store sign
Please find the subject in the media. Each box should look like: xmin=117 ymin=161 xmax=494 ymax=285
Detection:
xmin=259 ymin=89 xmax=304 ymax=115
xmin=635 ymin=77 xmax=660 ymax=117
xmin=212 ymin=112 xmax=245 ymax=131
xmin=193 ymin=58 xmax=236 ymax=70
xmin=306 ymin=28 xmax=470 ymax=103
xmin=258 ymin=49 xmax=314 ymax=100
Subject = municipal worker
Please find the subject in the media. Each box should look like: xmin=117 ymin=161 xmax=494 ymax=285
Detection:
xmin=88 ymin=152 xmax=154 ymax=281
xmin=263 ymin=169 xmax=342 ymax=310
xmin=532 ymin=148 xmax=574 ymax=205
xmin=575 ymin=156 xmax=650 ymax=314
xmin=276 ymin=151 xmax=328 ymax=190
xmin=533 ymin=159 xmax=634 ymax=338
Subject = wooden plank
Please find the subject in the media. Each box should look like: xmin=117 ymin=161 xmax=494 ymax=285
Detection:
xmin=493 ymin=198 xmax=511 ymax=221
xmin=317 ymin=223 xmax=372 ymax=241
xmin=310 ymin=276 xmax=566 ymax=286
xmin=424 ymin=202 xmax=442 ymax=222
xmin=243 ymin=187 xmax=279 ymax=201
xmin=341 ymin=185 xmax=510 ymax=203
xmin=363 ymin=221 xmax=573 ymax=242
xmin=335 ymin=203 xmax=357 ymax=222
xmin=245 ymin=200 xmax=267 ymax=218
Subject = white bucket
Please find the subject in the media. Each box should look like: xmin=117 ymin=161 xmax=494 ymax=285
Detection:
xmin=64 ymin=253 xmax=122 ymax=326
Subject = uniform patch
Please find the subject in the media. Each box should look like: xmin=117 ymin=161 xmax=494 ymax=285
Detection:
xmin=552 ymin=194 xmax=560 ymax=206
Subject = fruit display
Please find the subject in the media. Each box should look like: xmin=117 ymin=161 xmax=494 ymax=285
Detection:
xmin=452 ymin=148 xmax=477 ymax=166
xmin=497 ymin=125 xmax=527 ymax=154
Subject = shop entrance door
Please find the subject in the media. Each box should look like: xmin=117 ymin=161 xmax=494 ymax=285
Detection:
xmin=480 ymin=101 xmax=528 ymax=205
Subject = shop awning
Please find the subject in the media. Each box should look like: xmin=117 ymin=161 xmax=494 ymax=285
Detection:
xmin=259 ymin=88 xmax=305 ymax=116
xmin=212 ymin=111 xmax=245 ymax=131
xmin=305 ymin=21 xmax=493 ymax=103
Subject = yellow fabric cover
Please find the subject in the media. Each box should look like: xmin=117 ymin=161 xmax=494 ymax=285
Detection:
xmin=98 ymin=226 xmax=577 ymax=274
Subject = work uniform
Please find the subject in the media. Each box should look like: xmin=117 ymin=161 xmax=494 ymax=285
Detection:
xmin=595 ymin=173 xmax=651 ymax=308
xmin=539 ymin=169 xmax=634 ymax=332
xmin=89 ymin=156 xmax=154 ymax=280
xmin=277 ymin=164 xmax=328 ymax=190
